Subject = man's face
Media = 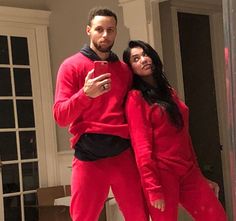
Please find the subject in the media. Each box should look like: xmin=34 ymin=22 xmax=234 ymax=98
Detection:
xmin=87 ymin=15 xmax=117 ymax=53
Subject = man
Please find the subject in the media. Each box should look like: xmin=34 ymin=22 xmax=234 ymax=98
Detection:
xmin=53 ymin=7 xmax=148 ymax=221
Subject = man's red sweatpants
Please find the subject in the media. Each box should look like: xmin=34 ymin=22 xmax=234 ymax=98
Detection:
xmin=146 ymin=166 xmax=227 ymax=221
xmin=70 ymin=148 xmax=149 ymax=221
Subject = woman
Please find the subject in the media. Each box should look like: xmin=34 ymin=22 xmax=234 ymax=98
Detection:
xmin=123 ymin=40 xmax=227 ymax=221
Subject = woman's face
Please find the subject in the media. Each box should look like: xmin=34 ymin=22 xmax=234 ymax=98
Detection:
xmin=129 ymin=47 xmax=153 ymax=77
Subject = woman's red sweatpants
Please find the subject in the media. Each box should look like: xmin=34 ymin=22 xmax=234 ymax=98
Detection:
xmin=147 ymin=166 xmax=227 ymax=221
xmin=70 ymin=148 xmax=149 ymax=221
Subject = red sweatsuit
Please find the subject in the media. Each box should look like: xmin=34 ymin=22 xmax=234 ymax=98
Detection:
xmin=53 ymin=52 xmax=131 ymax=146
xmin=53 ymin=49 xmax=148 ymax=221
xmin=125 ymin=89 xmax=227 ymax=221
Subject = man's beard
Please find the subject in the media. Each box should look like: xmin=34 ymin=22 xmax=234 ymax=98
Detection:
xmin=94 ymin=41 xmax=114 ymax=53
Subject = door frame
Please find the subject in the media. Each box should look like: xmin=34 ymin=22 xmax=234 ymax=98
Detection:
xmin=162 ymin=0 xmax=232 ymax=217
xmin=0 ymin=4 xmax=58 ymax=202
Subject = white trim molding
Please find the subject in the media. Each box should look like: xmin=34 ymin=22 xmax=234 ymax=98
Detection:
xmin=57 ymin=151 xmax=73 ymax=185
xmin=118 ymin=0 xmax=164 ymax=59
xmin=0 ymin=6 xmax=50 ymax=25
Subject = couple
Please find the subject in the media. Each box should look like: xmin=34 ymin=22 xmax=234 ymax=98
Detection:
xmin=53 ymin=7 xmax=227 ymax=221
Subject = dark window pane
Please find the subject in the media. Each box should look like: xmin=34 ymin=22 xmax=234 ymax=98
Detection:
xmin=22 ymin=162 xmax=39 ymax=191
xmin=20 ymin=131 xmax=37 ymax=159
xmin=4 ymin=196 xmax=22 ymax=221
xmin=24 ymin=193 xmax=38 ymax=221
xmin=0 ymin=132 xmax=17 ymax=161
xmin=24 ymin=193 xmax=37 ymax=206
xmin=0 ymin=68 xmax=12 ymax=96
xmin=0 ymin=35 xmax=9 ymax=64
xmin=0 ymin=100 xmax=15 ymax=128
xmin=14 ymin=68 xmax=32 ymax=96
xmin=2 ymin=164 xmax=20 ymax=194
xmin=16 ymin=100 xmax=35 ymax=128
xmin=11 ymin=36 xmax=29 ymax=65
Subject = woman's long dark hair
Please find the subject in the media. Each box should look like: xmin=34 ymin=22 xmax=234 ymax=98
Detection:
xmin=123 ymin=40 xmax=183 ymax=129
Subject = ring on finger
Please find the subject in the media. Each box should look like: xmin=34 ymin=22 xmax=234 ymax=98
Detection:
xmin=103 ymin=84 xmax=108 ymax=90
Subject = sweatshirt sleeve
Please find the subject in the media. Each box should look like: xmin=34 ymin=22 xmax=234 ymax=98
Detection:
xmin=53 ymin=62 xmax=93 ymax=127
xmin=125 ymin=91 xmax=164 ymax=202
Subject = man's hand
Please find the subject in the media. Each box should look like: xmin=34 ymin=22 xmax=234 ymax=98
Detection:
xmin=151 ymin=199 xmax=165 ymax=212
xmin=83 ymin=69 xmax=111 ymax=98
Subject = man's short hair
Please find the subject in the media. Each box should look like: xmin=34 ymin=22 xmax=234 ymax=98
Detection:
xmin=88 ymin=7 xmax=117 ymax=26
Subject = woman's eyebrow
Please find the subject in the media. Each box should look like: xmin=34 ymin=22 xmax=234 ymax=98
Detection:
xmin=131 ymin=54 xmax=139 ymax=58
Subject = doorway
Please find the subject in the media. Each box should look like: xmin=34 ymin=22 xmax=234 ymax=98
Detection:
xmin=159 ymin=1 xmax=227 ymax=220
xmin=177 ymin=11 xmax=225 ymax=206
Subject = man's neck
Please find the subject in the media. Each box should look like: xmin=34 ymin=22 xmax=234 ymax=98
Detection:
xmin=96 ymin=50 xmax=110 ymax=60
xmin=90 ymin=45 xmax=110 ymax=60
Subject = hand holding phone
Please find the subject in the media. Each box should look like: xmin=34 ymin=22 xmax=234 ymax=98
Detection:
xmin=83 ymin=61 xmax=111 ymax=98
xmin=93 ymin=61 xmax=108 ymax=78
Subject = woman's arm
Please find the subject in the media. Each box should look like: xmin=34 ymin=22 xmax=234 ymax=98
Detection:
xmin=125 ymin=91 xmax=164 ymax=204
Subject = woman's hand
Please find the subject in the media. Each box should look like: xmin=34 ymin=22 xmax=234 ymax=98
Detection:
xmin=151 ymin=199 xmax=165 ymax=212
xmin=206 ymin=178 xmax=219 ymax=198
